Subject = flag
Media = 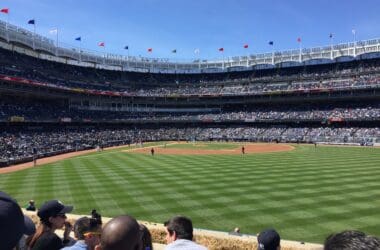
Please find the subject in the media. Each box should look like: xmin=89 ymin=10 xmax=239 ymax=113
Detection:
xmin=194 ymin=48 xmax=200 ymax=54
xmin=124 ymin=46 xmax=129 ymax=50
xmin=352 ymin=29 xmax=356 ymax=35
xmin=98 ymin=42 xmax=105 ymax=47
xmin=49 ymin=28 xmax=58 ymax=34
xmin=268 ymin=41 xmax=274 ymax=46
xmin=297 ymin=37 xmax=301 ymax=43
xmin=329 ymin=33 xmax=333 ymax=39
xmin=0 ymin=8 xmax=9 ymax=14
xmin=28 ymin=19 xmax=35 ymax=25
xmin=243 ymin=44 xmax=249 ymax=49
xmin=172 ymin=49 xmax=177 ymax=53
xmin=147 ymin=48 xmax=152 ymax=52
xmin=219 ymin=47 xmax=224 ymax=52
xmin=75 ymin=37 xmax=81 ymax=41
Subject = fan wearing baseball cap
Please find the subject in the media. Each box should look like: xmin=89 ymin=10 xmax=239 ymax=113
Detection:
xmin=27 ymin=200 xmax=74 ymax=250
xmin=257 ymin=229 xmax=281 ymax=250
xmin=0 ymin=191 xmax=36 ymax=250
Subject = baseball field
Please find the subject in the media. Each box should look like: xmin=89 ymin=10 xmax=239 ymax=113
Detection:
xmin=1 ymin=142 xmax=380 ymax=244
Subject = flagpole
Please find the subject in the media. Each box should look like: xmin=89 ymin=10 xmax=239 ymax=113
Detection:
xmin=246 ymin=44 xmax=249 ymax=67
xmin=174 ymin=50 xmax=177 ymax=73
xmin=127 ymin=47 xmax=130 ymax=69
xmin=32 ymin=19 xmax=36 ymax=50
xmin=103 ymin=46 xmax=106 ymax=64
xmin=299 ymin=39 xmax=302 ymax=63
xmin=6 ymin=11 xmax=9 ymax=42
xmin=269 ymin=42 xmax=274 ymax=65
xmin=79 ymin=39 xmax=82 ymax=62
xmin=222 ymin=49 xmax=224 ymax=70
xmin=199 ymin=53 xmax=201 ymax=71
xmin=330 ymin=34 xmax=333 ymax=60
xmin=55 ymin=29 xmax=59 ymax=56
xmin=352 ymin=29 xmax=356 ymax=57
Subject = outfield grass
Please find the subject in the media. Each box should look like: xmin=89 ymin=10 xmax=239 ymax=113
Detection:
xmin=1 ymin=143 xmax=380 ymax=243
xmin=165 ymin=142 xmax=240 ymax=150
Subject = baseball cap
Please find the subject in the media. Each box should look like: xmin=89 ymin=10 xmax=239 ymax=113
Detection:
xmin=257 ymin=229 xmax=280 ymax=250
xmin=37 ymin=200 xmax=73 ymax=221
xmin=0 ymin=191 xmax=37 ymax=249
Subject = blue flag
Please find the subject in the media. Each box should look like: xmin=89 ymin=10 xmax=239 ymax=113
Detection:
xmin=75 ymin=37 xmax=81 ymax=41
xmin=268 ymin=41 xmax=274 ymax=46
xmin=124 ymin=45 xmax=129 ymax=50
xmin=28 ymin=19 xmax=35 ymax=25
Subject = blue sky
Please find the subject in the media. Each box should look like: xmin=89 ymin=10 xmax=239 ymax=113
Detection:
xmin=1 ymin=0 xmax=380 ymax=61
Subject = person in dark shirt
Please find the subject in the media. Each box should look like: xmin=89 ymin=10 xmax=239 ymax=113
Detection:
xmin=27 ymin=200 xmax=74 ymax=250
xmin=26 ymin=200 xmax=36 ymax=211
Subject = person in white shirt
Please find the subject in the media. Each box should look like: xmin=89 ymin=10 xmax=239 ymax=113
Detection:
xmin=164 ymin=215 xmax=207 ymax=250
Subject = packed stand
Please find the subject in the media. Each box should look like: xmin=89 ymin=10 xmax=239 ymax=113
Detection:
xmin=1 ymin=126 xmax=379 ymax=167
xmin=2 ymin=47 xmax=380 ymax=97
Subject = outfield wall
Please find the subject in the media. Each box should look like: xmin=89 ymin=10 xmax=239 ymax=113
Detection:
xmin=23 ymin=210 xmax=323 ymax=250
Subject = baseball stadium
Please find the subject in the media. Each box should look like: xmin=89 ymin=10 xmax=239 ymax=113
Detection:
xmin=1 ymin=3 xmax=380 ymax=250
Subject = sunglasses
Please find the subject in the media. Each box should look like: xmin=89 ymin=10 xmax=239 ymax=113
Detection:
xmin=84 ymin=232 xmax=102 ymax=237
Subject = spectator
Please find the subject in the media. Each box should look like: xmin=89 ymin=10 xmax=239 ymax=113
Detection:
xmin=164 ymin=215 xmax=207 ymax=250
xmin=257 ymin=229 xmax=281 ymax=250
xmin=324 ymin=230 xmax=380 ymax=250
xmin=139 ymin=224 xmax=153 ymax=250
xmin=27 ymin=199 xmax=73 ymax=250
xmin=62 ymin=216 xmax=102 ymax=250
xmin=0 ymin=191 xmax=36 ymax=250
xmin=26 ymin=199 xmax=36 ymax=211
xmin=91 ymin=209 xmax=102 ymax=225
xmin=95 ymin=215 xmax=140 ymax=250
xmin=17 ymin=215 xmax=37 ymax=250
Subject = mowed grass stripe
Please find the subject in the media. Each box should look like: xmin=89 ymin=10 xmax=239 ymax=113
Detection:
xmin=1 ymin=144 xmax=380 ymax=243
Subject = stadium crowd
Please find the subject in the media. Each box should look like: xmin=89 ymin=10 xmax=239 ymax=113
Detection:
xmin=2 ymin=99 xmax=380 ymax=122
xmin=1 ymin=126 xmax=379 ymax=166
xmin=2 ymin=47 xmax=380 ymax=98
xmin=2 ymin=190 xmax=380 ymax=250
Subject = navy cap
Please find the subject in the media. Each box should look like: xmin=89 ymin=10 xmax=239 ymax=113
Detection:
xmin=37 ymin=200 xmax=73 ymax=221
xmin=0 ymin=191 xmax=35 ymax=249
xmin=257 ymin=229 xmax=280 ymax=250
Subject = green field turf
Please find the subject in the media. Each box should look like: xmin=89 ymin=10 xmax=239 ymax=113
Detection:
xmin=1 ymin=143 xmax=380 ymax=243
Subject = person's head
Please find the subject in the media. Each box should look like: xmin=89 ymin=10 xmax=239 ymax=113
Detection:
xmin=91 ymin=209 xmax=102 ymax=225
xmin=74 ymin=217 xmax=102 ymax=250
xmin=95 ymin=215 xmax=140 ymax=250
xmin=29 ymin=200 xmax=35 ymax=205
xmin=37 ymin=199 xmax=73 ymax=230
xmin=0 ymin=191 xmax=36 ymax=249
xmin=164 ymin=215 xmax=193 ymax=244
xmin=257 ymin=229 xmax=281 ymax=250
xmin=139 ymin=224 xmax=153 ymax=250
xmin=324 ymin=230 xmax=380 ymax=250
